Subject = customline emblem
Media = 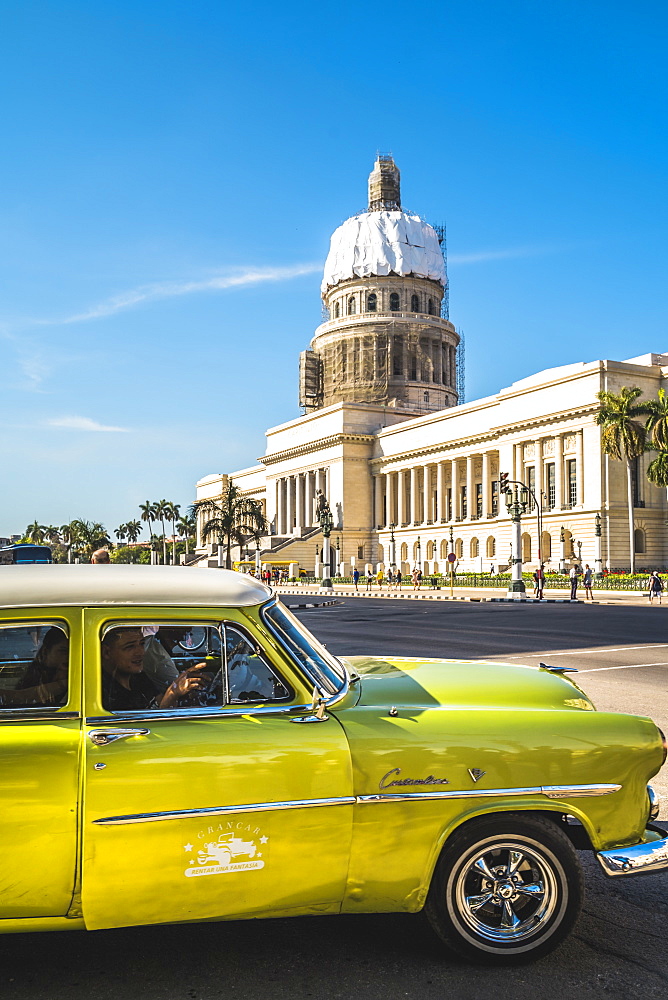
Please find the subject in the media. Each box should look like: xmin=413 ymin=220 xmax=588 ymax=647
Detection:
xmin=379 ymin=768 xmax=449 ymax=790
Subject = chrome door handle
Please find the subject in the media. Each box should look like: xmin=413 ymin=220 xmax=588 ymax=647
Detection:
xmin=88 ymin=728 xmax=150 ymax=746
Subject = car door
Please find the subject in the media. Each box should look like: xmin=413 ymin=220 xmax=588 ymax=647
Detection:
xmin=0 ymin=612 xmax=81 ymax=919
xmin=81 ymin=610 xmax=354 ymax=931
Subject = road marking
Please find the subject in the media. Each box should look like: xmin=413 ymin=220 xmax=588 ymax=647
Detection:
xmin=578 ymin=662 xmax=668 ymax=673
xmin=503 ymin=644 xmax=668 ymax=659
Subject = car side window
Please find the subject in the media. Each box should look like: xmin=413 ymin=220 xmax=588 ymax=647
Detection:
xmin=224 ymin=625 xmax=291 ymax=704
xmin=101 ymin=623 xmax=223 ymax=712
xmin=0 ymin=624 xmax=69 ymax=708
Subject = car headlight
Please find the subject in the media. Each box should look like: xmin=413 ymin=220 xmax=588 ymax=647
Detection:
xmin=648 ymin=785 xmax=661 ymax=822
xmin=659 ymin=727 xmax=668 ymax=766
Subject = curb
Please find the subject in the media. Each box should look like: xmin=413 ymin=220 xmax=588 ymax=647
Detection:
xmin=278 ymin=589 xmax=581 ymax=604
xmin=286 ymin=600 xmax=340 ymax=609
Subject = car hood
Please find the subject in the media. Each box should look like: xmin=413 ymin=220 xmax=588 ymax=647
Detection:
xmin=344 ymin=656 xmax=594 ymax=713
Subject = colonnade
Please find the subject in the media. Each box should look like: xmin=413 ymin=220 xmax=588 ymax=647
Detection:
xmin=373 ymin=431 xmax=585 ymax=530
xmin=275 ymin=468 xmax=329 ymax=536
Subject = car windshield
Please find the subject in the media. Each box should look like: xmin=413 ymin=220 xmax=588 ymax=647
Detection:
xmin=262 ymin=600 xmax=346 ymax=696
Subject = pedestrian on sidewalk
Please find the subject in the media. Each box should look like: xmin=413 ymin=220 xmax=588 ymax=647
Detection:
xmin=569 ymin=564 xmax=581 ymax=600
xmin=583 ymin=564 xmax=594 ymax=601
xmin=353 ymin=567 xmax=360 ymax=592
xmin=376 ymin=568 xmax=384 ymax=590
xmin=417 ymin=568 xmax=423 ymax=589
xmin=411 ymin=567 xmax=419 ymax=590
xmin=386 ymin=568 xmax=394 ymax=589
xmin=365 ymin=569 xmax=372 ymax=591
xmin=532 ymin=568 xmax=540 ymax=598
xmin=649 ymin=571 xmax=663 ymax=604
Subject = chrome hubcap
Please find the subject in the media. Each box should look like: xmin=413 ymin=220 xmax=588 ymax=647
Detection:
xmin=454 ymin=841 xmax=558 ymax=943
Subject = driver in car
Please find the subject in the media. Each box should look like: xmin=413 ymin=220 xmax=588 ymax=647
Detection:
xmin=101 ymin=627 xmax=211 ymax=711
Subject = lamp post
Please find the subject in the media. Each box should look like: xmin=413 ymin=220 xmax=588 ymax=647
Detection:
xmin=505 ymin=485 xmax=529 ymax=598
xmin=559 ymin=526 xmax=567 ymax=574
xmin=576 ymin=540 xmax=582 ymax=564
xmin=415 ymin=535 xmax=422 ymax=572
xmin=389 ymin=521 xmax=397 ymax=570
xmin=318 ymin=502 xmax=334 ymax=582
xmin=314 ymin=543 xmax=320 ymax=579
xmin=594 ymin=513 xmax=603 ymax=578
xmin=254 ymin=539 xmax=261 ymax=576
xmin=448 ymin=524 xmax=455 ymax=598
xmin=335 ymin=535 xmax=341 ymax=577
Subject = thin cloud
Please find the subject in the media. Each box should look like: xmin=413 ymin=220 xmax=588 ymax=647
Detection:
xmin=449 ymin=245 xmax=562 ymax=265
xmin=47 ymin=416 xmax=130 ymax=433
xmin=36 ymin=263 xmax=320 ymax=326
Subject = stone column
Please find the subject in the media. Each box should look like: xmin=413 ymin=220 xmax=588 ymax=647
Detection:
xmin=410 ymin=466 xmax=418 ymax=524
xmin=451 ymin=459 xmax=459 ymax=520
xmin=277 ymin=480 xmax=285 ymax=535
xmin=535 ymin=439 xmax=543 ymax=511
xmin=306 ymin=471 xmax=315 ymax=527
xmin=286 ymin=477 xmax=295 ymax=535
xmin=437 ymin=462 xmax=446 ymax=521
xmin=295 ymin=474 xmax=304 ymax=531
xmin=555 ymin=435 xmax=564 ymax=510
xmin=466 ymin=455 xmax=474 ymax=520
xmin=576 ymin=430 xmax=584 ymax=506
xmin=397 ymin=470 xmax=405 ymax=525
xmin=374 ymin=475 xmax=385 ymax=528
xmin=481 ymin=452 xmax=490 ymax=518
xmin=423 ymin=464 xmax=431 ymax=522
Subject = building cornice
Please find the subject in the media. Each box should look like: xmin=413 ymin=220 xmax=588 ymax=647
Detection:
xmin=370 ymin=404 xmax=600 ymax=469
xmin=260 ymin=432 xmax=375 ymax=467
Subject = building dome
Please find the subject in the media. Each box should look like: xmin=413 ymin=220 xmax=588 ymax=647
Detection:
xmin=321 ymin=210 xmax=446 ymax=294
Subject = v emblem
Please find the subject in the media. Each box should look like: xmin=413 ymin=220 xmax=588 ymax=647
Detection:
xmin=468 ymin=768 xmax=486 ymax=783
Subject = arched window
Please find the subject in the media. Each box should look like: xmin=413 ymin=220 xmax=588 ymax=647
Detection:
xmin=334 ymin=301 xmax=340 ymax=318
xmin=470 ymin=537 xmax=479 ymax=558
xmin=486 ymin=536 xmax=496 ymax=558
xmin=367 ymin=292 xmax=377 ymax=312
xmin=411 ymin=293 xmax=420 ymax=312
xmin=428 ymin=298 xmax=434 ymax=315
xmin=390 ymin=292 xmax=400 ymax=311
xmin=423 ymin=392 xmax=430 ymax=404
xmin=348 ymin=296 xmax=356 ymax=315
xmin=522 ymin=532 xmax=532 ymax=562
xmin=455 ymin=538 xmax=463 ymax=559
xmin=634 ymin=528 xmax=646 ymax=554
xmin=541 ymin=531 xmax=551 ymax=560
xmin=440 ymin=539 xmax=448 ymax=560
xmin=400 ymin=542 xmax=408 ymax=561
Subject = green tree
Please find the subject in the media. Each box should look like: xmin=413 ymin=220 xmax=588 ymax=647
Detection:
xmin=70 ymin=520 xmax=110 ymax=561
xmin=115 ymin=524 xmax=127 ymax=544
xmin=154 ymin=500 xmax=170 ymax=564
xmin=647 ymin=449 xmax=668 ymax=503
xmin=165 ymin=502 xmax=181 ymax=565
xmin=596 ymin=386 xmax=648 ymax=574
xmin=177 ymin=513 xmax=196 ymax=556
xmin=139 ymin=501 xmax=157 ymax=549
xmin=44 ymin=525 xmax=61 ymax=545
xmin=25 ymin=521 xmax=47 ymax=544
xmin=644 ymin=389 xmax=668 ymax=506
xmin=190 ymin=484 xmax=268 ymax=570
xmin=125 ymin=519 xmax=142 ymax=544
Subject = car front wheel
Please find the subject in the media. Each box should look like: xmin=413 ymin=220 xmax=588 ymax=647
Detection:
xmin=425 ymin=814 xmax=584 ymax=963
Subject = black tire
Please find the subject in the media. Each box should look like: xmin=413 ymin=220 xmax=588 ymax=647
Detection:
xmin=425 ymin=813 xmax=584 ymax=964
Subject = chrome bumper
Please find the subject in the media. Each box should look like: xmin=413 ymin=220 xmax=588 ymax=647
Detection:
xmin=597 ymin=831 xmax=668 ymax=877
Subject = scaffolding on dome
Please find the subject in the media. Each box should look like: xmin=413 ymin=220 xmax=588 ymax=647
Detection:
xmin=456 ymin=330 xmax=466 ymax=403
xmin=432 ymin=222 xmax=449 ymax=321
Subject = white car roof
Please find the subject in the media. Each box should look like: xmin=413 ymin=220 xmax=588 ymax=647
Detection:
xmin=0 ymin=564 xmax=272 ymax=609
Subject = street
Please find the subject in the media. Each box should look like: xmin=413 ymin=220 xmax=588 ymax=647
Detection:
xmin=3 ymin=599 xmax=668 ymax=999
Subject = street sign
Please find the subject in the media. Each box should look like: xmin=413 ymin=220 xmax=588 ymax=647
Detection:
xmin=447 ymin=552 xmax=456 ymax=563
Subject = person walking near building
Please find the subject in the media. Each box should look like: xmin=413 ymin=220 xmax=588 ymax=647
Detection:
xmin=353 ymin=567 xmax=360 ymax=592
xmin=411 ymin=567 xmax=419 ymax=590
xmin=583 ymin=564 xmax=594 ymax=601
xmin=569 ymin=564 xmax=581 ymax=601
xmin=365 ymin=569 xmax=372 ymax=591
xmin=376 ymin=567 xmax=384 ymax=589
xmin=649 ymin=571 xmax=663 ymax=604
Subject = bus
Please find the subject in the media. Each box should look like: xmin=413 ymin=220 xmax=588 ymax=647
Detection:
xmin=0 ymin=544 xmax=53 ymax=565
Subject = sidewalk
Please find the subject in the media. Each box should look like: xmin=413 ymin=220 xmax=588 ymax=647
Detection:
xmin=276 ymin=582 xmax=664 ymax=607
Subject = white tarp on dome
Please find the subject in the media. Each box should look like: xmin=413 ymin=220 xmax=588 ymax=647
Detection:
xmin=321 ymin=211 xmax=446 ymax=293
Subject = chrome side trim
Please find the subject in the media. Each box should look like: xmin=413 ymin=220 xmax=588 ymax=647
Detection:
xmin=85 ymin=703 xmax=312 ymax=725
xmin=648 ymin=785 xmax=660 ymax=821
xmin=93 ymin=796 xmax=357 ymax=826
xmin=357 ymin=783 xmax=621 ymax=805
xmin=0 ymin=709 xmax=79 ymax=722
xmin=92 ymin=783 xmax=620 ymax=827
xmin=597 ymin=833 xmax=668 ymax=877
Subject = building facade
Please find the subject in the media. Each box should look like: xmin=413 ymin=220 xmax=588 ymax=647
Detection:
xmin=195 ymin=159 xmax=668 ymax=574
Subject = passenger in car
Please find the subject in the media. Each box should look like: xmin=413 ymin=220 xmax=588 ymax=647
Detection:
xmin=140 ymin=626 xmax=184 ymax=689
xmin=101 ymin=627 xmax=211 ymax=711
xmin=0 ymin=627 xmax=69 ymax=707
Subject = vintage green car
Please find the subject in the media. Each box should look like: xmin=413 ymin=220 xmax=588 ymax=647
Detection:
xmin=0 ymin=565 xmax=666 ymax=963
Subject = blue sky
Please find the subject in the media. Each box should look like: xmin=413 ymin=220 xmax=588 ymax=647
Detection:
xmin=1 ymin=0 xmax=666 ymax=536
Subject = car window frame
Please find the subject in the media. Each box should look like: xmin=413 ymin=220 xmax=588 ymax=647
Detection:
xmin=88 ymin=615 xmax=297 ymax=724
xmin=0 ymin=616 xmax=80 ymax=721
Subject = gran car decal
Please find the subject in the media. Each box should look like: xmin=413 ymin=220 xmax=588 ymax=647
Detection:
xmin=379 ymin=768 xmax=449 ymax=790
xmin=183 ymin=820 xmax=269 ymax=878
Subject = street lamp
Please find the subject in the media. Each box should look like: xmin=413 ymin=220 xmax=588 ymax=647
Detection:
xmin=389 ymin=521 xmax=397 ymax=570
xmin=505 ymin=485 xmax=529 ymax=597
xmin=415 ymin=535 xmax=422 ymax=570
xmin=576 ymin=540 xmax=582 ymax=564
xmin=254 ymin=538 xmax=261 ymax=576
xmin=559 ymin=525 xmax=567 ymax=574
xmin=317 ymin=495 xmax=334 ymax=583
xmin=594 ymin=512 xmax=603 ymax=578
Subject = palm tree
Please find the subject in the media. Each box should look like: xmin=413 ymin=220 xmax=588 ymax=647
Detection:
xmin=25 ymin=521 xmax=47 ymax=544
xmin=645 ymin=388 xmax=668 ymax=451
xmin=165 ymin=502 xmax=181 ymax=565
xmin=44 ymin=525 xmax=61 ymax=545
xmin=139 ymin=501 xmax=157 ymax=557
xmin=125 ymin=519 xmax=142 ymax=544
xmin=70 ymin=520 xmax=110 ymax=561
xmin=596 ymin=386 xmax=648 ymax=574
xmin=60 ymin=521 xmax=81 ymax=563
xmin=115 ymin=524 xmax=128 ymax=545
xmin=154 ymin=500 xmax=169 ymax=564
xmin=177 ymin=513 xmax=196 ymax=556
xmin=647 ymin=449 xmax=668 ymax=502
xmin=190 ymin=484 xmax=268 ymax=570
